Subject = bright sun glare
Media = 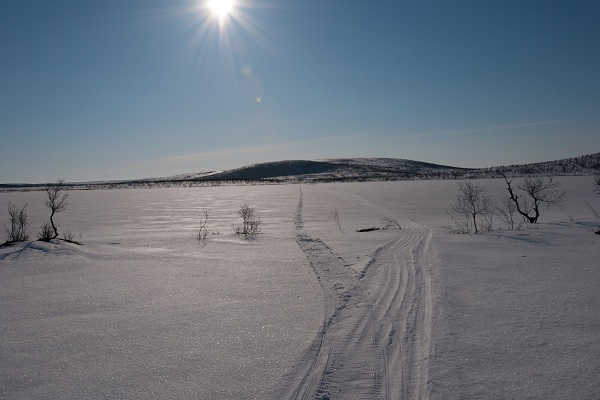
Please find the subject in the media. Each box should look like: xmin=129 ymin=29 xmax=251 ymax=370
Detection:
xmin=207 ymin=0 xmax=234 ymax=18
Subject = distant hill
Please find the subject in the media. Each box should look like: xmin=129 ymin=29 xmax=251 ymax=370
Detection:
xmin=464 ymin=153 xmax=600 ymax=179
xmin=1 ymin=153 xmax=598 ymax=191
xmin=189 ymin=154 xmax=600 ymax=183
xmin=197 ymin=158 xmax=470 ymax=183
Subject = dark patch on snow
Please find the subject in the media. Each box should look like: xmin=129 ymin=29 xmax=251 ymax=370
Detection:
xmin=356 ymin=227 xmax=381 ymax=232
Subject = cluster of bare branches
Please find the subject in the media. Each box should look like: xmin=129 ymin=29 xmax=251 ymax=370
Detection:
xmin=3 ymin=179 xmax=77 ymax=245
xmin=4 ymin=202 xmax=30 ymax=243
xmin=234 ymin=203 xmax=261 ymax=237
xmin=196 ymin=207 xmax=211 ymax=241
xmin=195 ymin=206 xmax=221 ymax=241
xmin=446 ymin=181 xmax=495 ymax=234
xmin=195 ymin=203 xmax=264 ymax=242
xmin=496 ymin=195 xmax=520 ymax=230
xmin=62 ymin=230 xmax=81 ymax=242
xmin=37 ymin=221 xmax=55 ymax=241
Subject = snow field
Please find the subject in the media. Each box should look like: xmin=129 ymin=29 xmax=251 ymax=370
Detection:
xmin=1 ymin=176 xmax=599 ymax=399
xmin=1 ymin=185 xmax=322 ymax=399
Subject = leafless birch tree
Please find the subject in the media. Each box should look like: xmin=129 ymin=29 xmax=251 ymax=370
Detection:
xmin=448 ymin=181 xmax=495 ymax=234
xmin=503 ymin=174 xmax=566 ymax=223
xmin=43 ymin=179 xmax=69 ymax=240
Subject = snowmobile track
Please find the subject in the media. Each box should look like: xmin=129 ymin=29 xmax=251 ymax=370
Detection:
xmin=276 ymin=189 xmax=433 ymax=399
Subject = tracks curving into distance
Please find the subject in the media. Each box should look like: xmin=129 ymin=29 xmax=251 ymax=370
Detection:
xmin=277 ymin=186 xmax=434 ymax=400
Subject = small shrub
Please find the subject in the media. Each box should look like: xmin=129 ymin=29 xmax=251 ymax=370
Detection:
xmin=496 ymin=195 xmax=517 ymax=230
xmin=196 ymin=207 xmax=211 ymax=242
xmin=234 ymin=203 xmax=261 ymax=236
xmin=38 ymin=221 xmax=54 ymax=241
xmin=4 ymin=202 xmax=30 ymax=243
xmin=62 ymin=230 xmax=82 ymax=244
xmin=196 ymin=228 xmax=208 ymax=241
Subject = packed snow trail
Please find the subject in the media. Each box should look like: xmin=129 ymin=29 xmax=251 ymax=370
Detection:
xmin=278 ymin=187 xmax=433 ymax=400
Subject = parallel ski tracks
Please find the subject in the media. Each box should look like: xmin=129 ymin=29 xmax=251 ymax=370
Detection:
xmin=277 ymin=187 xmax=433 ymax=400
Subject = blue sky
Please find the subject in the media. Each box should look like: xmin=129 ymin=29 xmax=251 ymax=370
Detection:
xmin=1 ymin=0 xmax=599 ymax=183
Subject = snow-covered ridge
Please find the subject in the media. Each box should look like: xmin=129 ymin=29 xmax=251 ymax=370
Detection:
xmin=1 ymin=153 xmax=598 ymax=191
xmin=199 ymin=158 xmax=469 ymax=182
xmin=468 ymin=152 xmax=600 ymax=178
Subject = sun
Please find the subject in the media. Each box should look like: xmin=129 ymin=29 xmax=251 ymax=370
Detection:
xmin=207 ymin=0 xmax=234 ymax=18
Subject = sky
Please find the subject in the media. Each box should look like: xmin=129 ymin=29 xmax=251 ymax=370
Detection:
xmin=1 ymin=0 xmax=599 ymax=183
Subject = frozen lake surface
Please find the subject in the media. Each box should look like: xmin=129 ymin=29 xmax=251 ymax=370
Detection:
xmin=1 ymin=177 xmax=599 ymax=399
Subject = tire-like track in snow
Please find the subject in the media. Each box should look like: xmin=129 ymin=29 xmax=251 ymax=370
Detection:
xmin=277 ymin=187 xmax=433 ymax=400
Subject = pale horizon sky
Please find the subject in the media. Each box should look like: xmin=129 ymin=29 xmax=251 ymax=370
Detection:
xmin=1 ymin=0 xmax=599 ymax=183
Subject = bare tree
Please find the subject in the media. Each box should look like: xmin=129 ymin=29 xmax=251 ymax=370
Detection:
xmin=4 ymin=202 xmax=30 ymax=243
xmin=449 ymin=181 xmax=495 ymax=234
xmin=44 ymin=179 xmax=69 ymax=239
xmin=503 ymin=174 xmax=566 ymax=223
xmin=234 ymin=203 xmax=261 ymax=236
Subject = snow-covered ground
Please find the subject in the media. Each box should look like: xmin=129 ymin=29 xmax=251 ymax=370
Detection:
xmin=1 ymin=177 xmax=599 ymax=399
